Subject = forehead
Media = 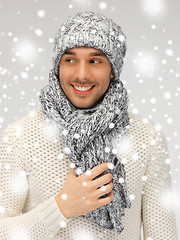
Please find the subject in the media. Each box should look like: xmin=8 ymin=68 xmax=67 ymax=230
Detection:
xmin=62 ymin=47 xmax=107 ymax=57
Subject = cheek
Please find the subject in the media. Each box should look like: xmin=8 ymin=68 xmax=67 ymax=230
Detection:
xmin=60 ymin=67 xmax=74 ymax=82
xmin=95 ymin=69 xmax=110 ymax=79
xmin=97 ymin=64 xmax=112 ymax=77
xmin=59 ymin=66 xmax=65 ymax=79
xmin=59 ymin=67 xmax=70 ymax=84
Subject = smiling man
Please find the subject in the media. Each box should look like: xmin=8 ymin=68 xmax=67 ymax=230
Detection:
xmin=59 ymin=47 xmax=114 ymax=109
xmin=0 ymin=12 xmax=177 ymax=240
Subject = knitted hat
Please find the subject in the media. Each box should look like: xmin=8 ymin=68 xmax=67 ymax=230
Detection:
xmin=52 ymin=12 xmax=127 ymax=82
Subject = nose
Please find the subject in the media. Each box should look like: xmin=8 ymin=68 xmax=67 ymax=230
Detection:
xmin=74 ymin=61 xmax=91 ymax=83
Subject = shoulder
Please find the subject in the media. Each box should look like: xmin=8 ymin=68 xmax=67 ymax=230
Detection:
xmin=0 ymin=109 xmax=46 ymax=168
xmin=4 ymin=108 xmax=46 ymax=130
xmin=128 ymin=111 xmax=160 ymax=135
xmin=1 ymin=108 xmax=47 ymax=139
xmin=127 ymin=111 xmax=166 ymax=148
xmin=1 ymin=108 xmax=63 ymax=151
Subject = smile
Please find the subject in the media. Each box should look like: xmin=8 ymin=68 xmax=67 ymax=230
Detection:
xmin=72 ymin=85 xmax=95 ymax=95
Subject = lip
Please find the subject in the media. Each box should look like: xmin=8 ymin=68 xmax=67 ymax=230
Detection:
xmin=72 ymin=85 xmax=95 ymax=96
xmin=72 ymin=84 xmax=94 ymax=88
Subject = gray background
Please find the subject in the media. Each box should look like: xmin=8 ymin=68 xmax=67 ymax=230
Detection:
xmin=0 ymin=0 xmax=179 ymax=238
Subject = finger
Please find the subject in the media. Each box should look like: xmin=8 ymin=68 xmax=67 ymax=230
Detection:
xmin=84 ymin=162 xmax=110 ymax=181
xmin=96 ymin=191 xmax=114 ymax=208
xmin=92 ymin=173 xmax=112 ymax=189
xmin=68 ymin=166 xmax=77 ymax=178
xmin=95 ymin=182 xmax=114 ymax=199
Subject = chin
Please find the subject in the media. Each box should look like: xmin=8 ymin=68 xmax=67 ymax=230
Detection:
xmin=69 ymin=96 xmax=103 ymax=110
xmin=71 ymin=101 xmax=96 ymax=109
xmin=74 ymin=104 xmax=92 ymax=109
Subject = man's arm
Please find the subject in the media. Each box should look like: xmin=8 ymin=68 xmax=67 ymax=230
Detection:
xmin=141 ymin=128 xmax=178 ymax=239
xmin=0 ymin=123 xmax=68 ymax=239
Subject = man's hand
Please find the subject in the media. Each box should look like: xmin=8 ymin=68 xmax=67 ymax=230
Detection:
xmin=55 ymin=162 xmax=114 ymax=219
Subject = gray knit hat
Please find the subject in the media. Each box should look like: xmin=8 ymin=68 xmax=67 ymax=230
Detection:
xmin=52 ymin=12 xmax=127 ymax=82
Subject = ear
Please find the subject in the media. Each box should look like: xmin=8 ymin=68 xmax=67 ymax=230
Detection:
xmin=110 ymin=69 xmax=115 ymax=79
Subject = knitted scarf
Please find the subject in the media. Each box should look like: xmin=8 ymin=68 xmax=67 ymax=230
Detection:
xmin=39 ymin=68 xmax=131 ymax=234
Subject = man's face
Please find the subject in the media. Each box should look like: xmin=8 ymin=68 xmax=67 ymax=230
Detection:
xmin=59 ymin=47 xmax=114 ymax=109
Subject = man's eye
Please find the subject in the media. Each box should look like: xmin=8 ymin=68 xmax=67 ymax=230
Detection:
xmin=66 ymin=59 xmax=75 ymax=63
xmin=90 ymin=60 xmax=100 ymax=64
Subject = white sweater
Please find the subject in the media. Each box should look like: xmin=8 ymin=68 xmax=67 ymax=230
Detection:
xmin=0 ymin=108 xmax=177 ymax=240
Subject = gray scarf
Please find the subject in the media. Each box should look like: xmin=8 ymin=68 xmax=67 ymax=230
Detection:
xmin=39 ymin=68 xmax=131 ymax=234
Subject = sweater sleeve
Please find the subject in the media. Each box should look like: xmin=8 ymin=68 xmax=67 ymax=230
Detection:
xmin=141 ymin=128 xmax=178 ymax=240
xmin=0 ymin=123 xmax=68 ymax=239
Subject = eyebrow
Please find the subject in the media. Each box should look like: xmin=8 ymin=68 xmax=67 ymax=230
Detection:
xmin=63 ymin=49 xmax=106 ymax=57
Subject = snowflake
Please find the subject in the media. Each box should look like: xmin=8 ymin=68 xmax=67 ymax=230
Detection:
xmin=62 ymin=129 xmax=68 ymax=136
xmin=150 ymin=139 xmax=156 ymax=146
xmin=165 ymin=158 xmax=171 ymax=164
xmin=129 ymin=194 xmax=135 ymax=200
xmin=150 ymin=98 xmax=156 ymax=104
xmin=64 ymin=147 xmax=71 ymax=154
xmin=109 ymin=122 xmax=115 ymax=129
xmin=142 ymin=175 xmax=148 ymax=181
xmin=0 ymin=117 xmax=4 ymax=123
xmin=37 ymin=10 xmax=45 ymax=18
xmin=112 ymin=148 xmax=117 ymax=154
xmin=105 ymin=147 xmax=110 ymax=153
xmin=4 ymin=164 xmax=11 ymax=170
xmin=82 ymin=181 xmax=87 ymax=187
xmin=0 ymin=206 xmax=5 ymax=214
xmin=33 ymin=157 xmax=39 ymax=163
xmin=61 ymin=26 xmax=66 ymax=31
xmin=166 ymin=49 xmax=173 ymax=56
xmin=74 ymin=133 xmax=80 ymax=139
xmin=151 ymin=24 xmax=156 ymax=29
xmin=6 ymin=146 xmax=12 ymax=152
xmin=61 ymin=194 xmax=68 ymax=200
xmin=57 ymin=153 xmax=63 ymax=159
xmin=100 ymin=186 xmax=106 ymax=191
xmin=108 ymin=162 xmax=114 ymax=169
xmin=121 ymin=158 xmax=128 ymax=164
xmin=70 ymin=162 xmax=75 ymax=168
xmin=76 ymin=168 xmax=83 ymax=175
xmin=167 ymin=117 xmax=173 ymax=124
xmin=132 ymin=153 xmax=139 ymax=161
xmin=86 ymin=170 xmax=91 ymax=176
xmin=99 ymin=2 xmax=107 ymax=10
xmin=119 ymin=178 xmax=124 ymax=184
xmin=56 ymin=178 xmax=60 ymax=184
xmin=35 ymin=28 xmax=43 ymax=36
xmin=59 ymin=220 xmax=67 ymax=228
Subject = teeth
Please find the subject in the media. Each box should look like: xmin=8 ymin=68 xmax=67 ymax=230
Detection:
xmin=73 ymin=85 xmax=93 ymax=91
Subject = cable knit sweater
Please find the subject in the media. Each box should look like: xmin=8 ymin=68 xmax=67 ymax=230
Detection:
xmin=0 ymin=108 xmax=177 ymax=240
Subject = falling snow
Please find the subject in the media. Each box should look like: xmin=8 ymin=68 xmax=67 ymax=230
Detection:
xmin=0 ymin=1 xmax=179 ymax=238
xmin=82 ymin=181 xmax=87 ymax=186
xmin=35 ymin=28 xmax=43 ymax=37
xmin=119 ymin=178 xmax=124 ymax=184
xmin=37 ymin=10 xmax=46 ymax=18
xmin=70 ymin=162 xmax=75 ymax=168
xmin=99 ymin=2 xmax=107 ymax=10
xmin=108 ymin=162 xmax=114 ymax=169
xmin=86 ymin=169 xmax=91 ymax=176
xmin=129 ymin=194 xmax=135 ymax=200
xmin=59 ymin=220 xmax=67 ymax=228
xmin=76 ymin=168 xmax=83 ymax=175
xmin=61 ymin=194 xmax=68 ymax=200
xmin=64 ymin=147 xmax=71 ymax=154
xmin=57 ymin=153 xmax=64 ymax=159
xmin=100 ymin=185 xmax=107 ymax=191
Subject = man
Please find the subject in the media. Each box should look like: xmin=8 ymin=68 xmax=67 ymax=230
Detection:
xmin=0 ymin=12 xmax=177 ymax=240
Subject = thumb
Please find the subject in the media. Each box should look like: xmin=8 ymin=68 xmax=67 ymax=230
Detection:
xmin=68 ymin=167 xmax=77 ymax=178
